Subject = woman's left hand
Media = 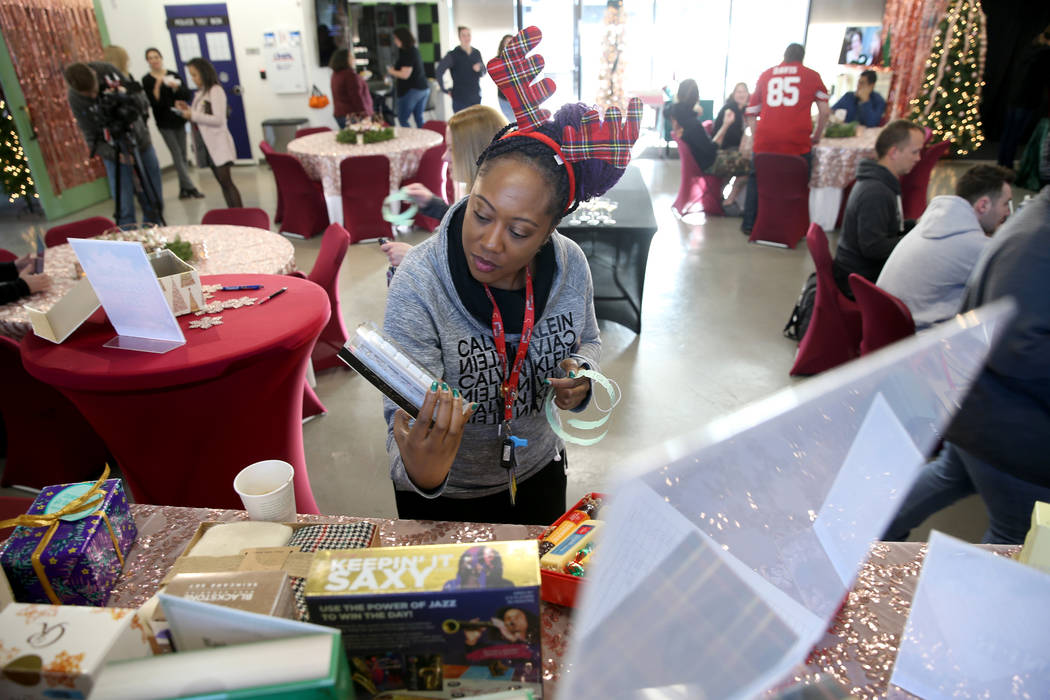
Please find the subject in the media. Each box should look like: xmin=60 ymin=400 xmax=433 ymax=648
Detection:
xmin=546 ymin=357 xmax=590 ymax=411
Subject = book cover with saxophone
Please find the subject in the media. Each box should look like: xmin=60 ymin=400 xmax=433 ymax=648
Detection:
xmin=305 ymin=541 xmax=542 ymax=699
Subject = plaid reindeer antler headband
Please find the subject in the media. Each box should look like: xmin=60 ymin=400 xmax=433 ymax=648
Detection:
xmin=486 ymin=26 xmax=644 ymax=212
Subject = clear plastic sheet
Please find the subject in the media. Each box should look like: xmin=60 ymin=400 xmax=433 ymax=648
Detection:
xmin=563 ymin=301 xmax=1013 ymax=700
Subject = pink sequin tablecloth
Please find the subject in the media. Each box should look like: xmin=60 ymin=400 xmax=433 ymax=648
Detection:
xmin=287 ymin=127 xmax=443 ymax=197
xmin=809 ymin=127 xmax=882 ymax=231
xmin=90 ymin=504 xmax=1018 ymax=699
xmin=811 ymin=128 xmax=882 ymax=189
xmin=0 ymin=225 xmax=295 ymax=340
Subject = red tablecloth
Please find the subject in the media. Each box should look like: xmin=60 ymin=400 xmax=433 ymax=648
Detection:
xmin=20 ymin=274 xmax=330 ymax=513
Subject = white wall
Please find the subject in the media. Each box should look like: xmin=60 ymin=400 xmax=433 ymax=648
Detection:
xmin=99 ymin=0 xmax=451 ymax=168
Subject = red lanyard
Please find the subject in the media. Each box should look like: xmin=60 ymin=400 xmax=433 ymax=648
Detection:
xmin=483 ymin=267 xmax=535 ymax=426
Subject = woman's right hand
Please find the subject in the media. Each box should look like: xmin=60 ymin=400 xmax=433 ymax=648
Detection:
xmin=393 ymin=383 xmax=476 ymax=490
xmin=380 ymin=240 xmax=413 ymax=267
xmin=402 ymin=182 xmax=434 ymax=206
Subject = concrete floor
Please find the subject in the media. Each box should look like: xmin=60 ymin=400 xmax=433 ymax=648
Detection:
xmin=2 ymin=136 xmax=1024 ymax=542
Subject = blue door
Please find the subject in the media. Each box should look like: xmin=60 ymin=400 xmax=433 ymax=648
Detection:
xmin=165 ymin=3 xmax=252 ymax=160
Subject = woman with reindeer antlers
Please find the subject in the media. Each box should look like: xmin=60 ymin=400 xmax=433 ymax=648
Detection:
xmin=380 ymin=27 xmax=643 ymax=525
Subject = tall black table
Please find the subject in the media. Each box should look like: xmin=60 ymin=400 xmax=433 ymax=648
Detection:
xmin=557 ymin=165 xmax=658 ymax=334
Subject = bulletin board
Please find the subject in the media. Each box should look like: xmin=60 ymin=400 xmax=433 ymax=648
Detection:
xmin=263 ymin=29 xmax=308 ymax=93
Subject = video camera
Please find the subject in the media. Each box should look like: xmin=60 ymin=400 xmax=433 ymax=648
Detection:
xmin=96 ymin=75 xmax=145 ymax=139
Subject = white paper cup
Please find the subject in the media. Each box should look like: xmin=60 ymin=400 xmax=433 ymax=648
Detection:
xmin=233 ymin=460 xmax=297 ymax=522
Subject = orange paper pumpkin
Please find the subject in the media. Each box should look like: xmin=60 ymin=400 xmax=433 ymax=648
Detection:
xmin=309 ymin=85 xmax=329 ymax=109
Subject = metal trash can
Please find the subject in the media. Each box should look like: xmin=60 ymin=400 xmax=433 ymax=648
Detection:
xmin=262 ymin=117 xmax=310 ymax=153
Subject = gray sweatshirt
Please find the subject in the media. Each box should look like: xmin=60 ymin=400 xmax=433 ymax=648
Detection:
xmin=382 ymin=198 xmax=601 ymax=499
xmin=877 ymin=195 xmax=989 ymax=329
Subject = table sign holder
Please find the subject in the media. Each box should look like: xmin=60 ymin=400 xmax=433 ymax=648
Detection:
xmin=887 ymin=531 xmax=1050 ymax=698
xmin=69 ymin=238 xmax=185 ymax=354
xmin=561 ymin=301 xmax=1013 ymax=699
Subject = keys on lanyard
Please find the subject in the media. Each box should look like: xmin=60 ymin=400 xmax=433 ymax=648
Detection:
xmin=499 ymin=422 xmax=526 ymax=506
xmin=484 ymin=268 xmax=536 ymax=506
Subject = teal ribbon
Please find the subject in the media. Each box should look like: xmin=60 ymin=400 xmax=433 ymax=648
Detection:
xmin=382 ymin=189 xmax=419 ymax=227
xmin=544 ymin=368 xmax=621 ymax=446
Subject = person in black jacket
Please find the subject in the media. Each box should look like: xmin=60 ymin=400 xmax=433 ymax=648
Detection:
xmin=1 ymin=255 xmax=50 ymax=304
xmin=832 ymin=119 xmax=924 ymax=297
xmin=996 ymin=27 xmax=1050 ymax=169
xmin=436 ymin=26 xmax=486 ymax=113
xmin=884 ymin=187 xmax=1050 ymax=544
xmin=142 ymin=48 xmax=203 ymax=200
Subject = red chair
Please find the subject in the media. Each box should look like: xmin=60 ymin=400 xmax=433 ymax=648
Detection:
xmin=400 ymin=143 xmax=447 ymax=232
xmin=44 ymin=216 xmax=115 ymax=248
xmin=294 ymin=126 xmax=332 ymax=139
xmin=834 ymin=179 xmax=856 ymax=230
xmin=848 ymin=274 xmax=916 ymax=355
xmin=0 ymin=248 xmax=16 ymax=263
xmin=0 ymin=336 xmax=110 ymax=489
xmin=300 ymin=223 xmax=351 ymax=371
xmin=671 ymin=135 xmax=724 ymax=217
xmin=259 ymin=141 xmax=284 ymax=224
xmin=899 ymin=140 xmax=950 ymax=220
xmin=750 ymin=153 xmax=810 ymax=248
xmin=0 ymin=496 xmax=35 ymax=541
xmin=421 ymin=120 xmax=447 ymax=138
xmin=790 ymin=224 xmax=863 ymax=376
xmin=340 ymin=155 xmax=392 ymax=244
xmin=201 ymin=207 xmax=271 ymax=230
xmin=267 ymin=151 xmax=330 ymax=239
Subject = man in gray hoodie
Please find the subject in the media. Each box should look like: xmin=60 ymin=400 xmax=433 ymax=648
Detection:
xmin=832 ymin=119 xmax=924 ymax=297
xmin=877 ymin=165 xmax=1014 ymax=329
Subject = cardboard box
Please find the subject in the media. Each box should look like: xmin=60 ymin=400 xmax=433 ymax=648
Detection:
xmin=148 ymin=248 xmax=204 ymax=316
xmin=305 ymin=541 xmax=543 ymax=699
xmin=1 ymin=478 xmax=137 ymax=606
xmin=0 ymin=603 xmax=153 ymax=699
xmin=93 ymin=631 xmax=351 ymax=700
xmin=1019 ymin=501 xmax=1050 ymax=574
xmin=160 ymin=570 xmax=297 ymax=619
xmin=164 ymin=520 xmax=378 ymax=584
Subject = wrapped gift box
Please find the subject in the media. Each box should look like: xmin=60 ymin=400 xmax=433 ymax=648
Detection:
xmin=0 ymin=603 xmax=153 ymax=699
xmin=0 ymin=477 xmax=136 ymax=606
xmin=148 ymin=248 xmax=204 ymax=316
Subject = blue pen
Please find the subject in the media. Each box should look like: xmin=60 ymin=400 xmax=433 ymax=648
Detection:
xmin=221 ymin=284 xmax=263 ymax=291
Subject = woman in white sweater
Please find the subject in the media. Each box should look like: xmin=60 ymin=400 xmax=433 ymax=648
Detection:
xmin=175 ymin=57 xmax=242 ymax=207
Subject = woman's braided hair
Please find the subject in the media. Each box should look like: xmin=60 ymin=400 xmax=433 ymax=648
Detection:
xmin=476 ymin=102 xmax=628 ymax=227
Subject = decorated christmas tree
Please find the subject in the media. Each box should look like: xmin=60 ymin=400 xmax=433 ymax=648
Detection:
xmin=595 ymin=0 xmax=626 ymax=111
xmin=908 ymin=0 xmax=986 ymax=156
xmin=0 ymin=94 xmax=38 ymax=204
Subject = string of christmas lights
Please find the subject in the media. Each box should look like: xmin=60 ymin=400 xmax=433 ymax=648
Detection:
xmin=596 ymin=0 xmax=626 ymax=111
xmin=908 ymin=0 xmax=986 ymax=156
xmin=0 ymin=97 xmax=38 ymax=204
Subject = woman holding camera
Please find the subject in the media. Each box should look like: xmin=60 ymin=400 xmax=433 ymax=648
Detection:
xmin=176 ymin=57 xmax=243 ymax=208
xmin=142 ymin=48 xmax=204 ymax=200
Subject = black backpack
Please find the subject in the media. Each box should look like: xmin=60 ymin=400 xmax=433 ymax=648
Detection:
xmin=783 ymin=272 xmax=817 ymax=342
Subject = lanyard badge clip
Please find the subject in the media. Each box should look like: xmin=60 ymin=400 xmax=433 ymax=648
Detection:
xmin=500 ymin=431 xmax=528 ymax=505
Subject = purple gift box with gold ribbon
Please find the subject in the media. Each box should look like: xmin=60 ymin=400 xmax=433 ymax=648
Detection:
xmin=0 ymin=469 xmax=136 ymax=606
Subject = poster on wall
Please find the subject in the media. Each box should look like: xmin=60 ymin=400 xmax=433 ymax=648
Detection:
xmin=263 ymin=29 xmax=307 ymax=94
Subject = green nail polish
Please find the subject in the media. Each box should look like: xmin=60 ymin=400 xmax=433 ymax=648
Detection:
xmin=568 ymin=371 xmax=575 ymax=378
xmin=452 ymin=389 xmax=460 ymax=398
xmin=431 ymin=381 xmax=438 ymax=391
xmin=543 ymin=378 xmax=551 ymax=385
xmin=441 ymin=382 xmax=449 ymax=391
xmin=471 ymin=403 xmax=478 ymax=411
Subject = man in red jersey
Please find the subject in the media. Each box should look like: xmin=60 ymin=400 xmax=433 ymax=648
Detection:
xmin=741 ymin=43 xmax=831 ymax=233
